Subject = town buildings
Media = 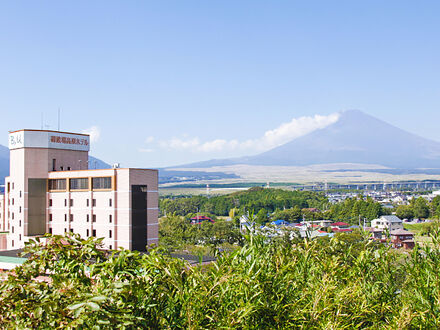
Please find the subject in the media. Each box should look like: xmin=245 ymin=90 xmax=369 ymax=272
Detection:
xmin=0 ymin=129 xmax=158 ymax=251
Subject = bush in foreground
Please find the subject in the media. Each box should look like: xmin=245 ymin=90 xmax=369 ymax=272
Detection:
xmin=1 ymin=232 xmax=440 ymax=328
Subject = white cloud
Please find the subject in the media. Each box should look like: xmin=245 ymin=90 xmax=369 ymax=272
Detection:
xmin=257 ymin=113 xmax=340 ymax=150
xmin=152 ymin=112 xmax=340 ymax=153
xmin=82 ymin=126 xmax=101 ymax=143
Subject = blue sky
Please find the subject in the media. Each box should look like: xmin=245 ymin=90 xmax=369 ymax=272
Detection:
xmin=0 ymin=1 xmax=439 ymax=167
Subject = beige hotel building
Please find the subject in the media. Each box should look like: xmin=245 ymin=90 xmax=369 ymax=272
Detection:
xmin=0 ymin=129 xmax=158 ymax=251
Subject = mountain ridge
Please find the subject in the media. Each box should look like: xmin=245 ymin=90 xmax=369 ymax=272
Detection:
xmin=175 ymin=110 xmax=440 ymax=169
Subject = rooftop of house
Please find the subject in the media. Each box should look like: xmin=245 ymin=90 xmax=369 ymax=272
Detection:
xmin=380 ymin=215 xmax=403 ymax=223
xmin=331 ymin=222 xmax=350 ymax=227
xmin=390 ymin=228 xmax=414 ymax=236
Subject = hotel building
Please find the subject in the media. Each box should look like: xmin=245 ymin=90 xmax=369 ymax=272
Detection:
xmin=0 ymin=129 xmax=158 ymax=251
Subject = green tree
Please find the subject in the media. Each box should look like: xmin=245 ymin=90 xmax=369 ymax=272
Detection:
xmin=396 ymin=205 xmax=414 ymax=220
xmin=255 ymin=208 xmax=268 ymax=225
xmin=413 ymin=197 xmax=429 ymax=219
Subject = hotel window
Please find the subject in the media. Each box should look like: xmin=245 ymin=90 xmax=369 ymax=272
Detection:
xmin=52 ymin=159 xmax=56 ymax=171
xmin=70 ymin=178 xmax=89 ymax=190
xmin=92 ymin=177 xmax=112 ymax=190
xmin=12 ymin=213 xmax=14 ymax=220
xmin=70 ymin=214 xmax=73 ymax=222
xmin=49 ymin=214 xmax=53 ymax=222
xmin=70 ymin=199 xmax=74 ymax=207
xmin=19 ymin=220 xmax=21 ymax=227
xmin=87 ymin=229 xmax=90 ymax=237
xmin=109 ymin=215 xmax=112 ymax=223
xmin=19 ymin=206 xmax=21 ymax=213
xmin=109 ymin=199 xmax=112 ymax=207
xmin=65 ymin=199 xmax=67 ymax=207
xmin=12 ymin=183 xmax=14 ymax=189
xmin=48 ymin=179 xmax=66 ymax=191
xmin=12 ymin=198 xmax=14 ymax=205
xmin=87 ymin=199 xmax=89 ymax=207
xmin=109 ymin=230 xmax=112 ymax=238
xmin=92 ymin=214 xmax=96 ymax=222
xmin=87 ymin=214 xmax=90 ymax=222
xmin=12 ymin=226 xmax=14 ymax=233
xmin=49 ymin=228 xmax=52 ymax=234
xmin=49 ymin=199 xmax=53 ymax=207
xmin=92 ymin=229 xmax=96 ymax=237
xmin=67 ymin=167 xmax=71 ymax=171
xmin=12 ymin=240 xmax=14 ymax=247
xmin=19 ymin=234 xmax=21 ymax=241
xmin=64 ymin=228 xmax=67 ymax=233
xmin=19 ymin=191 xmax=22 ymax=197
xmin=70 ymin=228 xmax=74 ymax=233
xmin=64 ymin=214 xmax=67 ymax=222
xmin=92 ymin=199 xmax=96 ymax=207
xmin=109 ymin=245 xmax=112 ymax=250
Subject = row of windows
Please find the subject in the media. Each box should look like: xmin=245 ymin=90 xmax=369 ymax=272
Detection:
xmin=49 ymin=214 xmax=113 ymax=223
xmin=49 ymin=198 xmax=112 ymax=207
xmin=48 ymin=228 xmax=112 ymax=240
xmin=48 ymin=177 xmax=112 ymax=191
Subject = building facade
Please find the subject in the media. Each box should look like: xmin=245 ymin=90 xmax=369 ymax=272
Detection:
xmin=371 ymin=215 xmax=403 ymax=232
xmin=0 ymin=129 xmax=158 ymax=251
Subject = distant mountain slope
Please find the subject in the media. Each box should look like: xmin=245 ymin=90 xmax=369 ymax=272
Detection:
xmin=88 ymin=156 xmax=112 ymax=170
xmin=0 ymin=145 xmax=9 ymax=185
xmin=181 ymin=110 xmax=440 ymax=169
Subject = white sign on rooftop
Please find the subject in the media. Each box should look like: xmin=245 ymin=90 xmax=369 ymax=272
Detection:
xmin=9 ymin=130 xmax=90 ymax=152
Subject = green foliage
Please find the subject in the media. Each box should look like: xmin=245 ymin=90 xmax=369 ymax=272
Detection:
xmin=412 ymin=197 xmax=430 ymax=219
xmin=255 ymin=208 xmax=268 ymax=225
xmin=395 ymin=196 xmax=440 ymax=220
xmin=272 ymin=206 xmax=302 ymax=222
xmin=404 ymin=221 xmax=440 ymax=236
xmin=328 ymin=196 xmax=384 ymax=224
xmin=160 ymin=187 xmax=328 ymax=217
xmin=159 ymin=215 xmax=242 ymax=252
xmin=3 ymin=231 xmax=440 ymax=327
xmin=396 ymin=204 xmax=414 ymax=220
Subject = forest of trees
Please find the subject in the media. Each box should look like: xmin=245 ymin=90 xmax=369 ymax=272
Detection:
xmin=160 ymin=187 xmax=329 ymax=217
xmin=160 ymin=188 xmax=388 ymax=225
xmin=395 ymin=195 xmax=440 ymax=220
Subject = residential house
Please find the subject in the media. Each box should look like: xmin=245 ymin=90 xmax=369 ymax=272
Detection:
xmin=371 ymin=215 xmax=403 ymax=232
xmin=390 ymin=228 xmax=415 ymax=249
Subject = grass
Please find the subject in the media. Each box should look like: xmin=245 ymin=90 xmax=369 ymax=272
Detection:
xmin=403 ymin=222 xmax=432 ymax=234
xmin=414 ymin=235 xmax=433 ymax=247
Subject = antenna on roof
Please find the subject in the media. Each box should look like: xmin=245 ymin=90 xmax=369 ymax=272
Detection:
xmin=58 ymin=108 xmax=61 ymax=131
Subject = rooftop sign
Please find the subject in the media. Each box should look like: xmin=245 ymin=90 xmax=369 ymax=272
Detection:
xmin=9 ymin=130 xmax=90 ymax=152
